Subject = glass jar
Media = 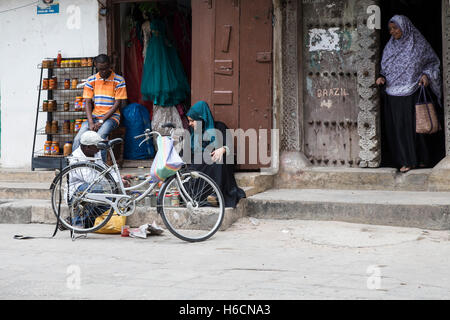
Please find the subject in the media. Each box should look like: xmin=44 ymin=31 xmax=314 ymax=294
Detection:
xmin=63 ymin=142 xmax=73 ymax=156
xmin=51 ymin=120 xmax=58 ymax=134
xmin=42 ymin=78 xmax=49 ymax=90
xmin=43 ymin=100 xmax=48 ymax=112
xmin=74 ymin=119 xmax=82 ymax=133
xmin=70 ymin=120 xmax=75 ymax=134
xmin=43 ymin=58 xmax=53 ymax=68
xmin=49 ymin=76 xmax=57 ymax=90
xmin=75 ymin=97 xmax=83 ymax=111
xmin=63 ymin=102 xmax=70 ymax=111
xmin=63 ymin=120 xmax=70 ymax=134
xmin=45 ymin=121 xmax=51 ymax=134
xmin=64 ymin=79 xmax=70 ymax=90
xmin=48 ymin=100 xmax=56 ymax=112
xmin=87 ymin=58 xmax=93 ymax=67
xmin=51 ymin=141 xmax=60 ymax=155
xmin=44 ymin=141 xmax=52 ymax=155
xmin=71 ymin=78 xmax=78 ymax=89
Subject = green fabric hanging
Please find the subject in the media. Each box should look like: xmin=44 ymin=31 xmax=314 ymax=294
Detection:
xmin=141 ymin=19 xmax=190 ymax=107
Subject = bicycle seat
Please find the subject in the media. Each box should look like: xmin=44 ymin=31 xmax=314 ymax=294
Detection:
xmin=96 ymin=138 xmax=123 ymax=150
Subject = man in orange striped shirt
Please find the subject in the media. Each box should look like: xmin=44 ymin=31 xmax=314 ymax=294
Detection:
xmin=73 ymin=54 xmax=127 ymax=161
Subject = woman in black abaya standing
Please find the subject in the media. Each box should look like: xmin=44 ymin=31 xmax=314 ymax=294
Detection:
xmin=376 ymin=15 xmax=444 ymax=173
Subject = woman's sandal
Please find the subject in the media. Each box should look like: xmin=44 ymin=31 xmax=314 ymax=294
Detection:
xmin=400 ymin=166 xmax=413 ymax=173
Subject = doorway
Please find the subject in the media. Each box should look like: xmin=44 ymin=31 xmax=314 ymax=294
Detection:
xmin=108 ymin=0 xmax=192 ymax=121
xmin=107 ymin=0 xmax=274 ymax=170
xmin=379 ymin=0 xmax=446 ymax=169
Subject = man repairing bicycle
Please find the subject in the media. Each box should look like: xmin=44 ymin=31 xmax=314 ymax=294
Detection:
xmin=59 ymin=131 xmax=129 ymax=230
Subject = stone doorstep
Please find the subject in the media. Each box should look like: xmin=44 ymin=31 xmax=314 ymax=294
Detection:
xmin=245 ymin=189 xmax=450 ymax=230
xmin=276 ymin=167 xmax=432 ymax=192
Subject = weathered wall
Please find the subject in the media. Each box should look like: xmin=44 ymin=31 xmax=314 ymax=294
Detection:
xmin=0 ymin=0 xmax=103 ymax=168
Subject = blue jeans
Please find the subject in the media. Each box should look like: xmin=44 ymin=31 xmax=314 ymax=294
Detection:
xmin=73 ymin=118 xmax=119 ymax=162
xmin=70 ymin=183 xmax=108 ymax=228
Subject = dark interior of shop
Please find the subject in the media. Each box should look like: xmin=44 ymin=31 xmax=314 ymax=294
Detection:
xmin=379 ymin=0 xmax=445 ymax=169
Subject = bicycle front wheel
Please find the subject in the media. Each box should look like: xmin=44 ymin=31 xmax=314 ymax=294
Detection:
xmin=158 ymin=171 xmax=225 ymax=242
xmin=51 ymin=162 xmax=119 ymax=234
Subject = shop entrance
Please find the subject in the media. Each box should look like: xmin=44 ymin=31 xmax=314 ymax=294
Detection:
xmin=107 ymin=0 xmax=192 ymax=121
xmin=379 ymin=0 xmax=446 ymax=168
xmin=107 ymin=0 xmax=273 ymax=170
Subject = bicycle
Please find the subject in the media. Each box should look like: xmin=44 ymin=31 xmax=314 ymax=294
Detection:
xmin=50 ymin=123 xmax=225 ymax=242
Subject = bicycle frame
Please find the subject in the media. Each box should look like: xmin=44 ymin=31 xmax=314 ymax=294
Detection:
xmin=78 ymin=138 xmax=197 ymax=216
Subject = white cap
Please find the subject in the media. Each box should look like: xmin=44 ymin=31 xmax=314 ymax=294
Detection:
xmin=80 ymin=131 xmax=103 ymax=146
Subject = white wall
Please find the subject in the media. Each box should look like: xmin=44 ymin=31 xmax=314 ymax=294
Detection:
xmin=0 ymin=0 xmax=102 ymax=168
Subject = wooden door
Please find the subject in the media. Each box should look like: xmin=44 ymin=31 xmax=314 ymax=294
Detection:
xmin=191 ymin=0 xmax=273 ymax=170
xmin=303 ymin=0 xmax=360 ymax=167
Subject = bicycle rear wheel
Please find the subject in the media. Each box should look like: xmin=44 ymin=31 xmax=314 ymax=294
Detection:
xmin=158 ymin=171 xmax=225 ymax=242
xmin=51 ymin=162 xmax=119 ymax=234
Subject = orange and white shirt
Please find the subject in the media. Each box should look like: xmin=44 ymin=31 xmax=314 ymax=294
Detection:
xmin=83 ymin=71 xmax=127 ymax=124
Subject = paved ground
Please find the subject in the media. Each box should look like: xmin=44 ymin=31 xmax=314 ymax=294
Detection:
xmin=1 ymin=218 xmax=450 ymax=300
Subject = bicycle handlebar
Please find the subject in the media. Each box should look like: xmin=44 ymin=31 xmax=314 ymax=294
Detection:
xmin=134 ymin=125 xmax=176 ymax=146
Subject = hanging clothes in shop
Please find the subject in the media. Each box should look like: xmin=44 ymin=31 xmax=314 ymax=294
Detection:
xmin=141 ymin=19 xmax=190 ymax=135
xmin=124 ymin=27 xmax=144 ymax=106
xmin=123 ymin=25 xmax=154 ymax=120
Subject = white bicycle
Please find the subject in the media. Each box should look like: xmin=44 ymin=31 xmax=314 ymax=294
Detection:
xmin=50 ymin=123 xmax=225 ymax=242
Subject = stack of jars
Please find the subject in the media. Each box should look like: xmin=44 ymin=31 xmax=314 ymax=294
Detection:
xmin=44 ymin=141 xmax=60 ymax=156
xmin=42 ymin=59 xmax=54 ymax=68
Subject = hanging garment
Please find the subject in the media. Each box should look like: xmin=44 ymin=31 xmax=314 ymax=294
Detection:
xmin=141 ymin=19 xmax=190 ymax=107
xmin=123 ymin=26 xmax=154 ymax=120
xmin=124 ymin=27 xmax=144 ymax=105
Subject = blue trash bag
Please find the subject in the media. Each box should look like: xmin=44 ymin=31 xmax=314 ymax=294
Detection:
xmin=122 ymin=103 xmax=156 ymax=160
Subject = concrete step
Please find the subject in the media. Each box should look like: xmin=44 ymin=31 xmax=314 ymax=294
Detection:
xmin=0 ymin=198 xmax=244 ymax=231
xmin=0 ymin=182 xmax=51 ymax=200
xmin=0 ymin=169 xmax=56 ymax=183
xmin=0 ymin=199 xmax=55 ymax=224
xmin=235 ymin=172 xmax=274 ymax=193
xmin=245 ymin=189 xmax=450 ymax=230
xmin=276 ymin=167 xmax=431 ymax=192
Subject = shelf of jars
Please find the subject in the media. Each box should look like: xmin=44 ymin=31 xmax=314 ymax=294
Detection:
xmin=32 ymin=55 xmax=95 ymax=170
